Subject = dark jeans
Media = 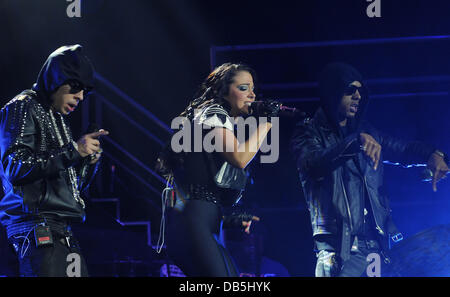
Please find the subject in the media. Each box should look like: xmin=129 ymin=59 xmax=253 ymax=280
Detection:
xmin=9 ymin=229 xmax=88 ymax=277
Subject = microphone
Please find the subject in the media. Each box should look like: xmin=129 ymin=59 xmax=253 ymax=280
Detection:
xmin=86 ymin=122 xmax=100 ymax=134
xmin=279 ymin=105 xmax=304 ymax=115
xmin=247 ymin=101 xmax=307 ymax=117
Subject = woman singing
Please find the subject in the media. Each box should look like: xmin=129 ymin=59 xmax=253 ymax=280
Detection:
xmin=156 ymin=63 xmax=280 ymax=276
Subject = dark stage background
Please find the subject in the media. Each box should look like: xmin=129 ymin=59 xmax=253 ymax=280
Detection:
xmin=0 ymin=0 xmax=449 ymax=276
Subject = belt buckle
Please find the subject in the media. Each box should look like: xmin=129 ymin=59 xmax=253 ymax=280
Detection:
xmin=391 ymin=233 xmax=403 ymax=243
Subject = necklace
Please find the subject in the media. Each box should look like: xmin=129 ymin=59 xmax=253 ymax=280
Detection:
xmin=49 ymin=110 xmax=85 ymax=209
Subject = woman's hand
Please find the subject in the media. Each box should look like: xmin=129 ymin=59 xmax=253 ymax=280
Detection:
xmin=223 ymin=213 xmax=260 ymax=233
xmin=242 ymin=216 xmax=260 ymax=234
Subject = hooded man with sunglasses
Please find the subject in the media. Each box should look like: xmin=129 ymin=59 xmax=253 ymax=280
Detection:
xmin=290 ymin=62 xmax=449 ymax=277
xmin=0 ymin=45 xmax=108 ymax=276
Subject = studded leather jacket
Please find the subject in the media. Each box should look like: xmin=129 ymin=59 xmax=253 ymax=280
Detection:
xmin=0 ymin=90 xmax=98 ymax=228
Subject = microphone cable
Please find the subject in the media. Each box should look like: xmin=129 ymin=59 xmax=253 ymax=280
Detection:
xmin=156 ymin=175 xmax=174 ymax=254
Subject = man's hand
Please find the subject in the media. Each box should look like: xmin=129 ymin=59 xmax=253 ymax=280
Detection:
xmin=76 ymin=129 xmax=109 ymax=160
xmin=360 ymin=133 xmax=381 ymax=170
xmin=427 ymin=151 xmax=449 ymax=192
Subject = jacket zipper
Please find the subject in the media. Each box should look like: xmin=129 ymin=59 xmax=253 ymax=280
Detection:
xmin=334 ymin=132 xmax=353 ymax=231
xmin=364 ymin=175 xmax=391 ymax=263
xmin=340 ymin=173 xmax=353 ymax=231
xmin=364 ymin=176 xmax=384 ymax=236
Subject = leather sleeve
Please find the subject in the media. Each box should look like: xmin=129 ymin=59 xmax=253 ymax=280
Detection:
xmin=373 ymin=127 xmax=436 ymax=167
xmin=290 ymin=122 xmax=360 ymax=179
xmin=0 ymin=98 xmax=83 ymax=186
xmin=60 ymin=116 xmax=100 ymax=193
xmin=76 ymin=157 xmax=100 ymax=192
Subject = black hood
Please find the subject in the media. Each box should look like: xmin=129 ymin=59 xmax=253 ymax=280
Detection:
xmin=32 ymin=44 xmax=94 ymax=105
xmin=318 ymin=62 xmax=369 ymax=133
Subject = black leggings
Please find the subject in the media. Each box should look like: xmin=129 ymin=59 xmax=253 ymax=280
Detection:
xmin=166 ymin=199 xmax=238 ymax=277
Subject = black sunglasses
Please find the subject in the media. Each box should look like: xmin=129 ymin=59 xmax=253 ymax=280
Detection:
xmin=343 ymin=84 xmax=364 ymax=96
xmin=67 ymin=80 xmax=92 ymax=95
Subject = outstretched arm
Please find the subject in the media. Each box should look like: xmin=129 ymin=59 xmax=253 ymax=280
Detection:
xmin=379 ymin=130 xmax=448 ymax=191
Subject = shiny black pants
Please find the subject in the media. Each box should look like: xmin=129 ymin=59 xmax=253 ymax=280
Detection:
xmin=166 ymin=199 xmax=238 ymax=277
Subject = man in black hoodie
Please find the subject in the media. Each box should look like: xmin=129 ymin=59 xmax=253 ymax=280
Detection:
xmin=290 ymin=63 xmax=449 ymax=277
xmin=0 ymin=45 xmax=108 ymax=276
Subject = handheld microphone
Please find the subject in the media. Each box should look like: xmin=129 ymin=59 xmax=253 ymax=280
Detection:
xmin=86 ymin=122 xmax=100 ymax=134
xmin=247 ymin=101 xmax=307 ymax=117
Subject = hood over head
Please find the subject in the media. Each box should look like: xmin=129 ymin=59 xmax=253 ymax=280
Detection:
xmin=32 ymin=44 xmax=94 ymax=105
xmin=318 ymin=62 xmax=369 ymax=133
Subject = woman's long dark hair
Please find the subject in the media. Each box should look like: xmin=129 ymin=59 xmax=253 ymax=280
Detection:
xmin=156 ymin=62 xmax=257 ymax=176
xmin=180 ymin=63 xmax=257 ymax=119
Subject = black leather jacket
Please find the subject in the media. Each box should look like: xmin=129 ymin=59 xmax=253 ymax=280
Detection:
xmin=0 ymin=45 xmax=96 ymax=233
xmin=290 ymin=108 xmax=435 ymax=259
xmin=0 ymin=90 xmax=98 ymax=229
